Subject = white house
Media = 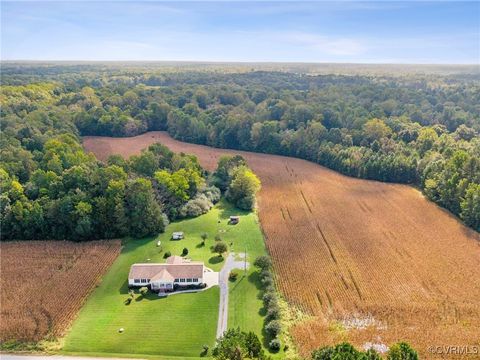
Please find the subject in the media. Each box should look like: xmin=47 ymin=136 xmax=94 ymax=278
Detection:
xmin=128 ymin=256 xmax=204 ymax=292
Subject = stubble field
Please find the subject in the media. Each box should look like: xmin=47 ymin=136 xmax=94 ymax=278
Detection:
xmin=84 ymin=132 xmax=480 ymax=359
xmin=0 ymin=240 xmax=121 ymax=343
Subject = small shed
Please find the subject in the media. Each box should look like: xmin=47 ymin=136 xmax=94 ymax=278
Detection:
xmin=229 ymin=216 xmax=240 ymax=225
xmin=172 ymin=232 xmax=184 ymax=240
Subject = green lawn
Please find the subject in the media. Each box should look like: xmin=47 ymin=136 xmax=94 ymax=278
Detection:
xmin=62 ymin=199 xmax=270 ymax=358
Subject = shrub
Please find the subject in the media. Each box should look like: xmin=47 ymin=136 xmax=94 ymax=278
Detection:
xmin=312 ymin=342 xmax=369 ymax=360
xmin=164 ymin=251 xmax=171 ymax=258
xmin=266 ymin=303 xmax=281 ymax=321
xmin=387 ymin=342 xmax=418 ymax=360
xmin=139 ymin=287 xmax=149 ymax=296
xmin=259 ymin=269 xmax=272 ymax=282
xmin=265 ymin=320 xmax=281 ymax=337
xmin=182 ymin=247 xmax=189 ymax=256
xmin=124 ymin=297 xmax=132 ymax=305
xmin=262 ymin=291 xmax=276 ymax=306
xmin=201 ymin=232 xmax=208 ymax=241
xmin=254 ymin=255 xmax=272 ymax=270
xmin=229 ymin=271 xmax=238 ymax=281
xmin=200 ymin=185 xmax=221 ymax=203
xmin=179 ymin=194 xmax=213 ymax=218
xmin=261 ymin=275 xmax=274 ymax=287
xmin=161 ymin=213 xmax=170 ymax=227
xmin=202 ymin=344 xmax=209 ymax=356
xmin=213 ymin=241 xmax=228 ymax=256
xmin=269 ymin=338 xmax=281 ymax=352
xmin=215 ymin=234 xmax=222 ymax=241
xmin=365 ymin=348 xmax=382 ymax=360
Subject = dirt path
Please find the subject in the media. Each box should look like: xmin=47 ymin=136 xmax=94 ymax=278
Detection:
xmin=216 ymin=252 xmax=248 ymax=339
xmin=83 ymin=131 xmax=480 ymax=359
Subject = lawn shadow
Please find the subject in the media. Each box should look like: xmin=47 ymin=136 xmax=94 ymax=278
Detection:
xmin=209 ymin=255 xmax=224 ymax=265
xmin=135 ymin=292 xmax=162 ymax=302
xmin=119 ymin=279 xmax=130 ymax=294
xmin=217 ymin=201 xmax=250 ymax=220
xmin=229 ymin=274 xmax=245 ymax=289
xmin=248 ymin=271 xmax=263 ymax=290
xmin=119 ymin=236 xmax=157 ymax=255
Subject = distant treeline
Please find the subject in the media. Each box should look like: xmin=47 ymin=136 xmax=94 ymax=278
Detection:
xmin=1 ymin=67 xmax=479 ymax=232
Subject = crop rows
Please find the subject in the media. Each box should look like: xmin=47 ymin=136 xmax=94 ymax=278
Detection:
xmin=0 ymin=240 xmax=121 ymax=342
xmin=84 ymin=131 xmax=480 ymax=359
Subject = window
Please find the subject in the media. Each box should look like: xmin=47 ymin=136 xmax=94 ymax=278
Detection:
xmin=174 ymin=278 xmax=180 ymax=282
xmin=180 ymin=279 xmax=186 ymax=283
xmin=187 ymin=278 xmax=192 ymax=283
xmin=134 ymin=279 xmax=140 ymax=284
xmin=141 ymin=279 xmax=148 ymax=284
xmin=192 ymin=278 xmax=198 ymax=282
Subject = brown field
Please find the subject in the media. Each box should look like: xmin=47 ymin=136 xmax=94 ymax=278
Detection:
xmin=0 ymin=240 xmax=121 ymax=342
xmin=84 ymin=132 xmax=480 ymax=359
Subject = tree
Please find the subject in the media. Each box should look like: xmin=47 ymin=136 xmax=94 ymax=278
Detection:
xmin=182 ymin=247 xmax=189 ymax=256
xmin=213 ymin=155 xmax=247 ymax=191
xmin=363 ymin=118 xmax=392 ymax=143
xmin=245 ymin=331 xmax=263 ymax=358
xmin=254 ymin=255 xmax=272 ymax=270
xmin=269 ymin=338 xmax=281 ymax=352
xmin=265 ymin=320 xmax=281 ymax=337
xmin=416 ymin=127 xmax=438 ymax=155
xmin=212 ymin=328 xmax=264 ymax=360
xmin=213 ymin=242 xmax=228 ymax=257
xmin=105 ymin=179 xmax=128 ymax=238
xmin=130 ymin=151 xmax=157 ymax=177
xmin=387 ymin=342 xmax=418 ymax=360
xmin=125 ymin=178 xmax=165 ymax=238
xmin=73 ymin=201 xmax=93 ymax=240
xmin=460 ymin=182 xmax=480 ymax=231
xmin=226 ymin=166 xmax=261 ymax=210
xmin=312 ymin=342 xmax=361 ymax=360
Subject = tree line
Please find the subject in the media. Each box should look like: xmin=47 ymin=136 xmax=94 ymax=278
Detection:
xmin=0 ymin=83 xmax=261 ymax=241
xmin=1 ymin=67 xmax=479 ymax=232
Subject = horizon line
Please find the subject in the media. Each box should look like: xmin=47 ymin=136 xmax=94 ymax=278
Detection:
xmin=2 ymin=59 xmax=479 ymax=66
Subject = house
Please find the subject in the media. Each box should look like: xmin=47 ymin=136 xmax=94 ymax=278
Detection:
xmin=229 ymin=216 xmax=240 ymax=225
xmin=128 ymin=256 xmax=204 ymax=292
xmin=172 ymin=231 xmax=184 ymax=240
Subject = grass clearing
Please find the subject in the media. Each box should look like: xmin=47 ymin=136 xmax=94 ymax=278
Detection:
xmin=63 ymin=199 xmax=271 ymax=357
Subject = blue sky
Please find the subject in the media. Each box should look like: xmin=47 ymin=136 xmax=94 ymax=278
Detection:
xmin=1 ymin=1 xmax=479 ymax=63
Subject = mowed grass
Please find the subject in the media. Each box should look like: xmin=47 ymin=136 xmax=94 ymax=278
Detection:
xmin=62 ymin=234 xmax=219 ymax=357
xmin=63 ymin=199 xmax=269 ymax=357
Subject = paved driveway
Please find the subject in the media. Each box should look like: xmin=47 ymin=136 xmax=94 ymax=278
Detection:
xmin=216 ymin=252 xmax=249 ymax=338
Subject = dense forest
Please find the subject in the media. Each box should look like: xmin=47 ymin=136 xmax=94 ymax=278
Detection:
xmin=1 ymin=63 xmax=479 ymax=239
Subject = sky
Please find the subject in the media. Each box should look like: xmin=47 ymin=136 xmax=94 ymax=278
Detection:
xmin=1 ymin=1 xmax=479 ymax=64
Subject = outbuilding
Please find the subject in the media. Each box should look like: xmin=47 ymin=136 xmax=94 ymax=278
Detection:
xmin=172 ymin=231 xmax=184 ymax=240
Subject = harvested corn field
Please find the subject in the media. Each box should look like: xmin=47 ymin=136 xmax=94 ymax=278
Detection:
xmin=84 ymin=132 xmax=480 ymax=359
xmin=0 ymin=240 xmax=121 ymax=342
